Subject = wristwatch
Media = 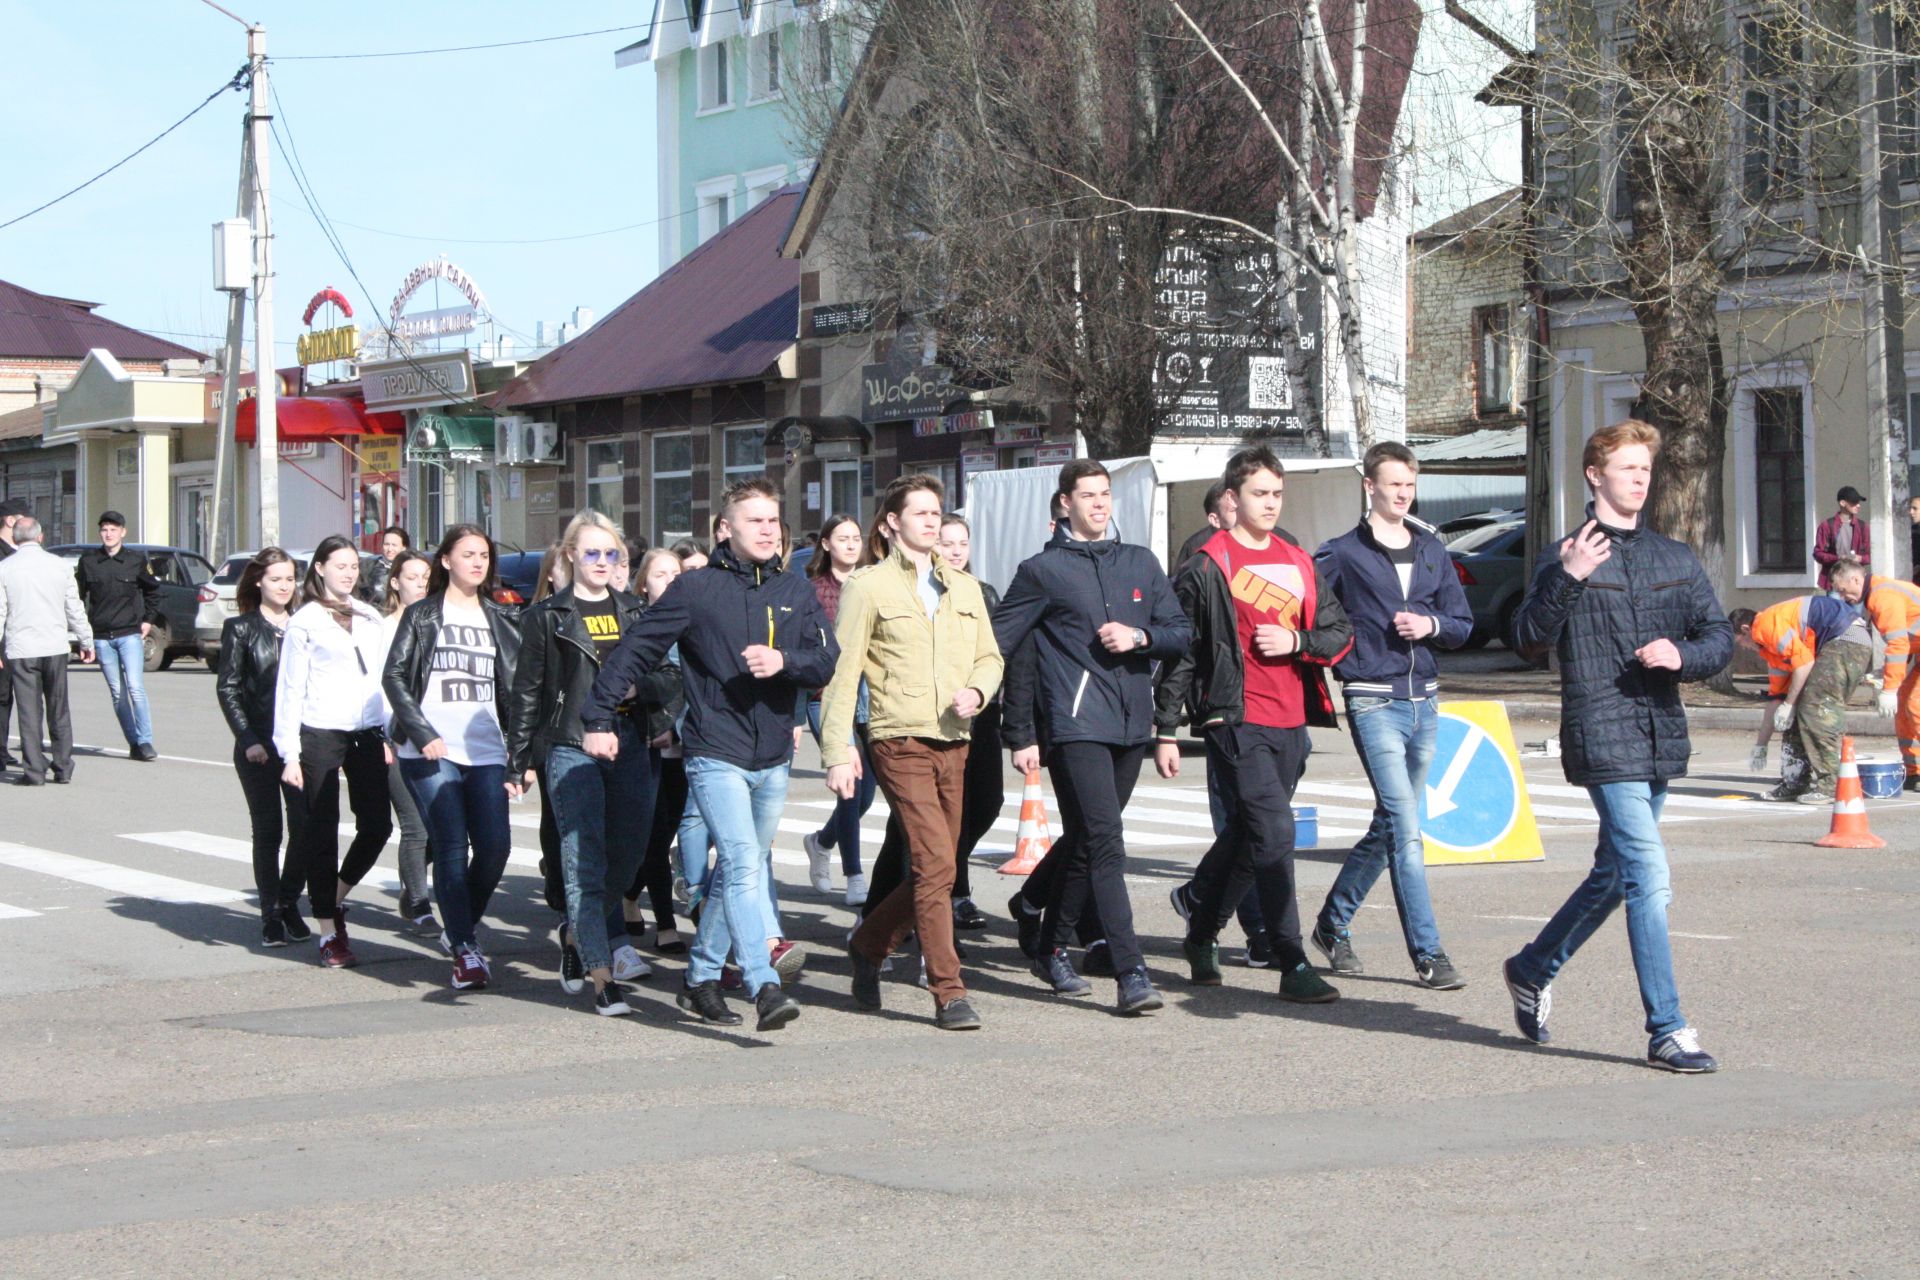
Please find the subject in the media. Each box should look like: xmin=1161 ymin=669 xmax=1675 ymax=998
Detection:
xmin=1130 ymin=627 xmax=1147 ymax=650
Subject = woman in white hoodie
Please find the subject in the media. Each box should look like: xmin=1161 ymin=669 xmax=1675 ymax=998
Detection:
xmin=274 ymin=535 xmax=394 ymax=968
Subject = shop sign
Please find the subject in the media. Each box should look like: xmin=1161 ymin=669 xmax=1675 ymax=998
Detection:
xmin=861 ymin=362 xmax=955 ymax=423
xmin=992 ymin=420 xmax=1043 ymax=446
xmin=279 ymin=440 xmax=319 ymax=460
xmin=358 ymin=438 xmax=401 ymax=473
xmin=394 ymin=306 xmax=476 ymax=343
xmin=1035 ymin=443 xmax=1076 ymax=465
xmin=810 ymin=301 xmax=876 ymax=337
xmin=389 ymin=256 xmax=490 ymax=329
xmin=297 ymin=324 xmax=359 ymax=366
xmin=961 ymin=447 xmax=998 ymax=475
xmin=912 ymin=409 xmax=994 ymax=438
xmin=360 ymin=351 xmax=476 ymax=412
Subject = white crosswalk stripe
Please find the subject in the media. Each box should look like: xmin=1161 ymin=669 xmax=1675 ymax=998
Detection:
xmin=0 ymin=842 xmax=249 ymax=906
xmin=0 ymin=901 xmax=42 ymax=920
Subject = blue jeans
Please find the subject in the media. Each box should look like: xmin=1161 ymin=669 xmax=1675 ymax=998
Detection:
xmin=806 ymin=698 xmax=875 ymax=876
xmin=402 ymin=757 xmax=512 ymax=949
xmin=678 ymin=776 xmax=782 ymax=939
xmin=548 ymin=731 xmax=654 ymax=973
xmin=1513 ymin=780 xmax=1684 ymax=1037
xmin=95 ymin=633 xmax=151 ymax=747
xmin=683 ymin=755 xmax=787 ymax=990
xmin=1319 ymin=696 xmax=1443 ymax=962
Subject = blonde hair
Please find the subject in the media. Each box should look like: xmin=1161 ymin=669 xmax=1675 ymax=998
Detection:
xmin=636 ymin=546 xmax=680 ymax=585
xmin=561 ymin=508 xmax=624 ymax=560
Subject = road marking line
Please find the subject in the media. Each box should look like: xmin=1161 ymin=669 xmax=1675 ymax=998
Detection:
xmin=1671 ymin=931 xmax=1735 ymax=941
xmin=0 ymin=842 xmax=248 ymax=905
xmin=123 ymin=831 xmax=253 ymax=864
xmin=0 ymin=901 xmax=42 ymax=919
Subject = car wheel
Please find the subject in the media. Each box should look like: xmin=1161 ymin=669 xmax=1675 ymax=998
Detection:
xmin=143 ymin=627 xmax=167 ymax=672
xmin=1460 ymin=624 xmax=1491 ymax=651
xmin=1497 ymin=598 xmax=1522 ymax=651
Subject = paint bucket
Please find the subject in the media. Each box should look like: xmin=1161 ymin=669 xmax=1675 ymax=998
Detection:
xmin=1293 ymin=805 xmax=1318 ymax=849
xmin=1856 ymin=758 xmax=1904 ymax=800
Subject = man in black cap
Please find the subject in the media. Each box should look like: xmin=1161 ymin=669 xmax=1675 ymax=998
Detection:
xmin=1813 ymin=486 xmax=1870 ymax=591
xmin=0 ymin=497 xmax=28 ymax=770
xmin=74 ymin=510 xmax=161 ymax=760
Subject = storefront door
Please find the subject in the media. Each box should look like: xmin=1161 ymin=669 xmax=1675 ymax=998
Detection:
xmin=174 ymin=476 xmax=213 ymax=557
xmin=825 ymin=460 xmax=861 ymax=520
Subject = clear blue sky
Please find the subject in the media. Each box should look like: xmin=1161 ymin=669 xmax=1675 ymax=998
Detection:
xmin=2 ymin=0 xmax=658 ymax=363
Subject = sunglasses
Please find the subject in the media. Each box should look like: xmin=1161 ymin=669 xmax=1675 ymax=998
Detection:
xmin=578 ymin=548 xmax=620 ymax=564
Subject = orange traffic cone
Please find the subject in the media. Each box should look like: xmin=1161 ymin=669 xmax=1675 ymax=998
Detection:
xmin=998 ymin=767 xmax=1054 ymax=875
xmin=1816 ymin=736 xmax=1886 ymax=849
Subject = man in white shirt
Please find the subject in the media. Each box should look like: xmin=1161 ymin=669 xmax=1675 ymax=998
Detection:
xmin=0 ymin=517 xmax=95 ymax=784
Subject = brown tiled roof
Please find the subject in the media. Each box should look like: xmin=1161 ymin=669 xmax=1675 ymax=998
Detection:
xmin=497 ymin=188 xmax=801 ymax=408
xmin=0 ymin=278 xmax=206 ymax=363
xmin=0 ymin=401 xmax=50 ymax=443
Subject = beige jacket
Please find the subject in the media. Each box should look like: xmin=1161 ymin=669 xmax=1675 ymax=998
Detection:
xmin=819 ymin=548 xmax=1003 ymax=765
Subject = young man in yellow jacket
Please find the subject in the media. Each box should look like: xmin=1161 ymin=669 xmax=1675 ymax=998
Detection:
xmin=822 ymin=474 xmax=1004 ymax=1030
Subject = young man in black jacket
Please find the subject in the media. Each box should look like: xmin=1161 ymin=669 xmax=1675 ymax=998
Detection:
xmin=73 ymin=511 xmax=162 ymax=760
xmin=1158 ymin=446 xmax=1354 ymax=1003
xmin=994 ymin=460 xmax=1192 ymax=1014
xmin=581 ymin=478 xmax=836 ymax=1033
xmin=1309 ymin=442 xmax=1475 ymax=988
xmin=1505 ymin=420 xmax=1731 ymax=1073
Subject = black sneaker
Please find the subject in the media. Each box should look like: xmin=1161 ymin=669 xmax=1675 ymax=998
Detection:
xmin=1182 ymin=937 xmax=1223 ymax=986
xmin=1242 ymin=931 xmax=1276 ymax=968
xmin=1032 ymin=947 xmax=1092 ymax=996
xmin=1310 ymin=923 xmax=1363 ymax=974
xmin=401 ymin=895 xmax=438 ymax=935
xmin=1647 ymin=1027 xmax=1718 ymax=1073
xmin=1278 ymin=961 xmax=1340 ymax=1004
xmin=594 ymin=982 xmax=633 ymax=1017
xmin=677 ymin=980 xmax=743 ymax=1026
xmin=1115 ymin=966 xmax=1164 ymax=1015
xmin=1416 ymin=951 xmax=1467 ymax=990
xmin=131 ymin=743 xmax=158 ymax=762
xmin=1007 ymin=890 xmax=1042 ymax=959
xmin=260 ymin=912 xmax=287 ymax=948
xmin=952 ymin=897 xmax=989 ymax=931
xmin=1168 ymin=882 xmax=1194 ymax=924
xmin=935 ymin=996 xmax=982 ymax=1030
xmin=1904 ymin=774 xmax=1920 ymax=794
xmin=279 ymin=904 xmax=312 ymax=943
xmin=1081 ymin=939 xmax=1115 ymax=977
xmin=557 ymin=924 xmax=586 ymax=996
xmin=754 ymin=983 xmax=801 ymax=1032
xmin=1502 ymin=955 xmax=1552 ymax=1044
xmin=848 ymin=944 xmax=882 ymax=1010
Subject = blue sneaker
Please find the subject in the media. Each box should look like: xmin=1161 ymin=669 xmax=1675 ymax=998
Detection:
xmin=1031 ymin=947 xmax=1092 ymax=996
xmin=1648 ymin=1027 xmax=1718 ymax=1074
xmin=1502 ymin=955 xmax=1552 ymax=1044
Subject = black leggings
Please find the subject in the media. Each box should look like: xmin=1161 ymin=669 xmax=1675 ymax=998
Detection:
xmin=235 ymin=741 xmax=304 ymax=912
xmin=628 ymin=751 xmax=684 ymax=931
xmin=289 ymin=726 xmax=392 ymax=919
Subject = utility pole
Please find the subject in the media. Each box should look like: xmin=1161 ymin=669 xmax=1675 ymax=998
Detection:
xmin=1860 ymin=0 xmax=1909 ymax=581
xmin=248 ymin=24 xmax=280 ymax=546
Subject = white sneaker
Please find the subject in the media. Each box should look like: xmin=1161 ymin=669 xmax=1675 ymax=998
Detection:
xmin=804 ymin=831 xmax=834 ymax=894
xmin=610 ymin=945 xmax=653 ymax=982
xmin=845 ymin=873 xmax=869 ymax=907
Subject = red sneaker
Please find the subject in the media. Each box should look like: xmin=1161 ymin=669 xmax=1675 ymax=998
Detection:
xmin=318 ymin=934 xmax=357 ymax=968
xmin=332 ymin=903 xmax=350 ymax=948
xmin=452 ymin=944 xmax=489 ymax=990
xmin=720 ymin=963 xmax=744 ymax=991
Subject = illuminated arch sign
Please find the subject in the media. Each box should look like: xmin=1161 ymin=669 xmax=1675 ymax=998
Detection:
xmin=389 ymin=256 xmax=490 ymax=343
xmin=297 ymin=285 xmax=359 ymax=366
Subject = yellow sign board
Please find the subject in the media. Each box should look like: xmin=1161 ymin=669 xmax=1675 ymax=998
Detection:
xmin=357 ymin=437 xmax=401 ymax=474
xmin=297 ymin=323 xmax=359 ymax=366
xmin=1420 ymin=700 xmax=1545 ymax=865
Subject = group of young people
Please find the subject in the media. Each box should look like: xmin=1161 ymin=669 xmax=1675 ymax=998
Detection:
xmin=211 ymin=420 xmax=1729 ymax=1071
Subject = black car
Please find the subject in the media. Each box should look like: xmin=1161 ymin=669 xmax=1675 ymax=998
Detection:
xmin=1445 ymin=520 xmax=1528 ymax=649
xmin=49 ymin=543 xmax=217 ymax=670
xmin=491 ymin=549 xmax=542 ymax=611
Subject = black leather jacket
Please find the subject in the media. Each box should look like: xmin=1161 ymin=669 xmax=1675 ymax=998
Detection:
xmin=215 ymin=610 xmax=286 ymax=755
xmin=382 ymin=593 xmax=522 ymax=754
xmin=507 ymin=588 xmax=682 ymax=773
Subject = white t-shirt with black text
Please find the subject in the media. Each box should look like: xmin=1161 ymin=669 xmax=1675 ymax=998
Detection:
xmin=397 ymin=601 xmax=508 ymax=768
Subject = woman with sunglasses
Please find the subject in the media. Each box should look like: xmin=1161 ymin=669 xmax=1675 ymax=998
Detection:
xmin=273 ymin=535 xmax=394 ymax=968
xmin=385 ymin=524 xmax=523 ymax=991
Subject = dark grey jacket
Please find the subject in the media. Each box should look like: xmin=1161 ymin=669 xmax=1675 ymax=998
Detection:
xmin=1513 ymin=507 xmax=1732 ymax=785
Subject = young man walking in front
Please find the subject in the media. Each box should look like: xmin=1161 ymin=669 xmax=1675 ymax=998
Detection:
xmin=582 ymin=478 xmax=837 ymax=1034
xmin=1505 ymin=420 xmax=1732 ymax=1073
xmin=1157 ymin=446 xmax=1353 ymax=1004
xmin=1310 ymin=441 xmax=1476 ymax=988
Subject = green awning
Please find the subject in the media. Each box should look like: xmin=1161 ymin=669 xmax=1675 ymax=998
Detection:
xmin=406 ymin=413 xmax=493 ymax=463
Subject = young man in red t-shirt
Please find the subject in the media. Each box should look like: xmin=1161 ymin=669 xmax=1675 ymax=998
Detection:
xmin=1155 ymin=446 xmax=1354 ymax=1002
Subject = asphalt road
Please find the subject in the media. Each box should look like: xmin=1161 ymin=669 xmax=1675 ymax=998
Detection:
xmin=0 ymin=665 xmax=1915 ymax=1278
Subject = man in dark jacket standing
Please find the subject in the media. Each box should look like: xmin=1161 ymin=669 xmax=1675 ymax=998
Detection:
xmin=1505 ymin=420 xmax=1732 ymax=1074
xmin=582 ymin=478 xmax=836 ymax=1033
xmin=994 ymin=459 xmax=1192 ymax=1014
xmin=1310 ymin=442 xmax=1476 ymax=990
xmin=74 ymin=511 xmax=161 ymax=760
xmin=1157 ymin=446 xmax=1354 ymax=1004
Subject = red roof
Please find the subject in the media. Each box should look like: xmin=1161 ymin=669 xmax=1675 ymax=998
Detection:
xmin=235 ymin=396 xmax=403 ymax=444
xmin=497 ymin=188 xmax=801 ymax=408
xmin=0 ymin=278 xmax=205 ymax=363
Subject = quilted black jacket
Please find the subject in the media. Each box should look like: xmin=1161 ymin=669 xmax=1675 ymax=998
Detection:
xmin=1513 ymin=507 xmax=1732 ymax=785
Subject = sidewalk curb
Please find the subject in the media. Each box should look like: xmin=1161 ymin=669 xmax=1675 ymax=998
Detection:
xmin=1498 ymin=700 xmax=1899 ymax=736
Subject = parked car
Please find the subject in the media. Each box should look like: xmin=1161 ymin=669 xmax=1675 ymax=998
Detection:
xmin=48 ymin=543 xmax=216 ymax=671
xmin=492 ymin=549 xmax=544 ymax=611
xmin=1446 ymin=519 xmax=1528 ymax=649
xmin=193 ymin=549 xmax=381 ymax=660
xmin=1438 ymin=508 xmax=1525 ymax=544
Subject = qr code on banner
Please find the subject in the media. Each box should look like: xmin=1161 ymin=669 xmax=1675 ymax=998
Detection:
xmin=1247 ymin=356 xmax=1292 ymax=411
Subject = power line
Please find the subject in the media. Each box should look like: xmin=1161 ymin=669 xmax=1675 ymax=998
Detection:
xmin=0 ymin=71 xmax=246 ymax=231
xmin=271 ymin=0 xmax=794 ymax=61
xmin=331 ymin=201 xmax=698 ymax=246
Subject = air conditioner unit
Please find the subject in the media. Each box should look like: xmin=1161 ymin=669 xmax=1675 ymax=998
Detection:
xmin=494 ymin=416 xmax=524 ymax=465
xmin=522 ymin=421 xmax=561 ymax=464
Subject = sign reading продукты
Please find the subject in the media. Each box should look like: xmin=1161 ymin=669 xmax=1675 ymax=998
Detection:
xmin=1418 ymin=701 xmax=1545 ymax=865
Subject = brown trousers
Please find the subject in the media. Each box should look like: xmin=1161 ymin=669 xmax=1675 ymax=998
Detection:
xmin=853 ymin=736 xmax=970 ymax=1003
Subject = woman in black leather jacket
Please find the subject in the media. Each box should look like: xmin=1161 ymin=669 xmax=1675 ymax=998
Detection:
xmin=217 ymin=548 xmax=304 ymax=947
xmin=381 ymin=549 xmax=438 ymax=935
xmin=382 ymin=524 xmax=522 ymax=992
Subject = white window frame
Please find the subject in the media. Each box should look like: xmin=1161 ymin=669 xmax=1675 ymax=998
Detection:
xmin=584 ymin=440 xmax=623 ymax=520
xmin=721 ymin=424 xmax=767 ymax=483
xmin=652 ymin=432 xmax=694 ymax=546
xmin=1732 ymin=361 xmax=1817 ymax=588
xmin=743 ymin=164 xmax=788 ymax=211
xmin=824 ymin=459 xmax=861 ymax=518
xmin=695 ymin=176 xmax=735 ymax=244
xmin=808 ymin=18 xmax=834 ymax=86
xmin=697 ymin=40 xmax=733 ymax=114
xmin=748 ymin=28 xmax=781 ymax=102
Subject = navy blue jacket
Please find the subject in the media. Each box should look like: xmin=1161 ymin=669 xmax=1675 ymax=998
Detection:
xmin=1315 ymin=519 xmax=1475 ymax=699
xmin=993 ymin=531 xmax=1192 ymax=752
xmin=583 ymin=540 xmax=837 ymax=772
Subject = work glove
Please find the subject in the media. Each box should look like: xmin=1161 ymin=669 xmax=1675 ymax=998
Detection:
xmin=1877 ymin=689 xmax=1899 ymax=719
xmin=1772 ymin=702 xmax=1796 ymax=733
xmin=1748 ymin=745 xmax=1769 ymax=774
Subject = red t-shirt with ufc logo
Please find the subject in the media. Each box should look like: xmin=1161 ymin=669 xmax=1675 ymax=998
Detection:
xmin=1217 ymin=533 xmax=1310 ymax=729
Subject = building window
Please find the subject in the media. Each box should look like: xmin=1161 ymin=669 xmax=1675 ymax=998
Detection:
xmin=696 ymin=177 xmax=734 ymax=244
xmin=653 ymin=433 xmax=693 ymax=545
xmin=1742 ymin=18 xmax=1803 ymax=204
xmin=698 ymin=40 xmax=731 ymax=112
xmin=749 ymin=29 xmax=781 ymax=100
xmin=722 ymin=425 xmax=765 ymax=482
xmin=1474 ymin=305 xmax=1515 ymax=415
xmin=1753 ymin=387 xmax=1807 ymax=572
xmin=1609 ymin=85 xmax=1635 ymax=222
xmin=744 ymin=165 xmax=787 ymax=211
xmin=808 ymin=19 xmax=833 ymax=85
xmin=584 ymin=441 xmax=623 ymax=519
